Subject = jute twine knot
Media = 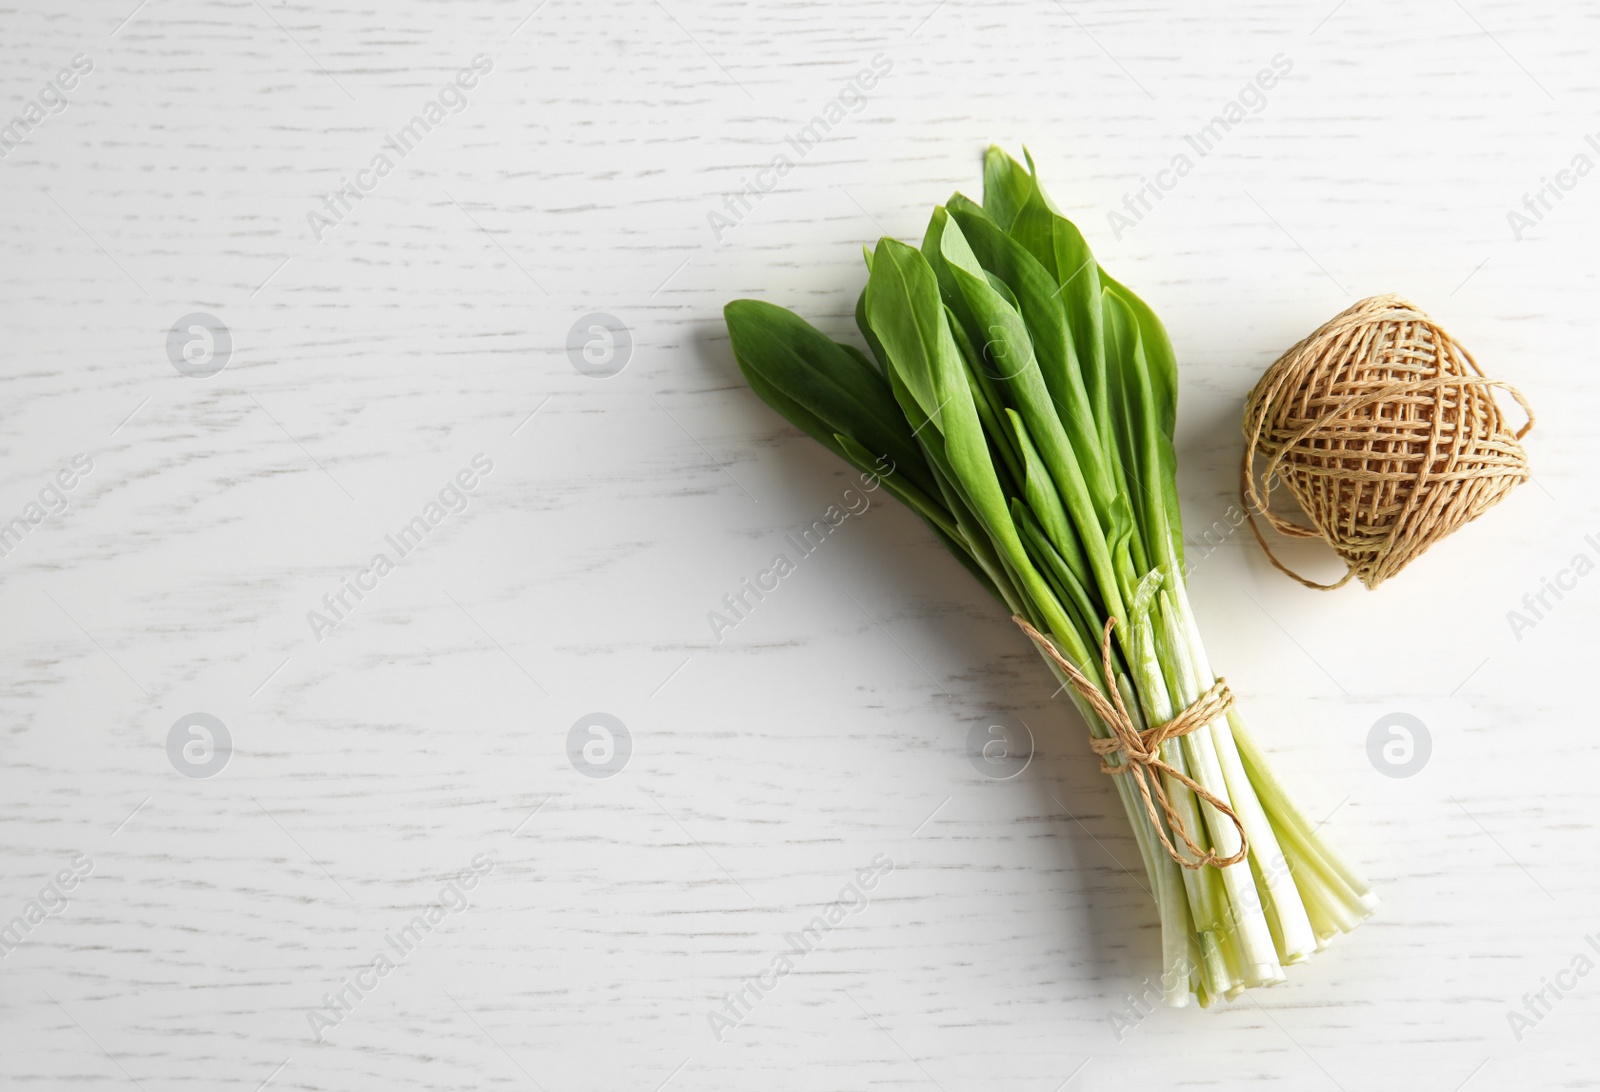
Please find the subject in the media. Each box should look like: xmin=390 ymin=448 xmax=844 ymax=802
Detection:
xmin=1242 ymin=294 xmax=1534 ymax=590
xmin=1013 ymin=615 xmax=1248 ymax=871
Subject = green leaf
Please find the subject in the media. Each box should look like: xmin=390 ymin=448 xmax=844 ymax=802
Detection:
xmin=855 ymin=285 xmax=889 ymax=373
xmin=982 ymin=144 xmax=1035 ymax=233
xmin=1100 ymin=267 xmax=1178 ymax=448
xmin=946 ymin=303 xmax=1025 ymax=494
xmin=1005 ymin=171 xmax=1114 ymax=464
xmin=1004 ymin=407 xmax=1088 ymax=595
xmin=1103 ymin=292 xmax=1172 ymax=579
xmin=947 ymin=198 xmax=1117 ymax=515
xmin=921 ymin=207 xmax=1130 ymax=631
xmin=862 ymin=236 xmax=1083 ymax=654
xmin=1100 ymin=267 xmax=1183 ymax=570
xmin=832 ymin=431 xmax=958 ymax=543
xmin=724 ymin=298 xmax=940 ymax=503
xmin=861 ymin=238 xmax=962 ymax=434
xmin=891 ymin=363 xmax=1027 ymax=615
xmin=1014 ymin=498 xmax=1104 ymax=668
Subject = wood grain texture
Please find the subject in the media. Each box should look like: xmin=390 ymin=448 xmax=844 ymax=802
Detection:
xmin=1 ymin=0 xmax=1596 ymax=1088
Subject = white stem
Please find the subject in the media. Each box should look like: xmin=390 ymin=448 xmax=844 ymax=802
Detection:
xmin=1229 ymin=708 xmax=1379 ymax=912
xmin=1059 ymin=666 xmax=1195 ymax=1004
xmin=1128 ymin=607 xmax=1282 ymax=988
xmin=1165 ymin=581 xmax=1319 ymax=964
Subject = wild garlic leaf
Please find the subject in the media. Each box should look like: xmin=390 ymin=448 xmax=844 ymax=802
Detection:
xmin=864 ymin=236 xmax=1079 ymax=647
xmin=927 ymin=208 xmax=1129 ymax=629
xmin=1005 ymin=407 xmax=1093 ymax=596
xmin=947 ymin=199 xmax=1116 ymax=515
xmin=981 ymin=145 xmax=1034 ymax=233
xmin=1008 ymin=191 xmax=1113 ymax=465
xmin=724 ymin=299 xmax=939 ymax=500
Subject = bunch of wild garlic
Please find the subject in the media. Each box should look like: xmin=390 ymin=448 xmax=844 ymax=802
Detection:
xmin=724 ymin=147 xmax=1375 ymax=1005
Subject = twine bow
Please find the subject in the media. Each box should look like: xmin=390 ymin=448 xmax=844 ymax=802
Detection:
xmin=1013 ymin=615 xmax=1249 ymax=870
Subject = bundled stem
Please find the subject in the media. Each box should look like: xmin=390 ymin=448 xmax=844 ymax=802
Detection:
xmin=723 ymin=146 xmax=1376 ymax=1006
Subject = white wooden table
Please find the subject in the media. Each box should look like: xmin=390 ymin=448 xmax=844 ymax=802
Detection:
xmin=2 ymin=1 xmax=1595 ymax=1088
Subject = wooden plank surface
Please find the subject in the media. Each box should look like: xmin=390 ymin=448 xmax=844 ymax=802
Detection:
xmin=1 ymin=1 xmax=1595 ymax=1088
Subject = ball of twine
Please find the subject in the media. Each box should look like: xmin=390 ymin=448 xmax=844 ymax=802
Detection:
xmin=1240 ymin=294 xmax=1534 ymax=590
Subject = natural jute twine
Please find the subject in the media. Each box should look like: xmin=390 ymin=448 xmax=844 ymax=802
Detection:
xmin=1241 ymin=294 xmax=1534 ymax=590
xmin=1013 ymin=615 xmax=1248 ymax=871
